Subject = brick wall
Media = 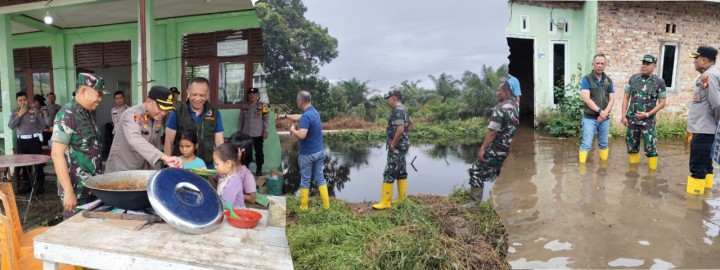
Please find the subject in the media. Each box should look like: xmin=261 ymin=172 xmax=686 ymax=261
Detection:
xmin=512 ymin=0 xmax=582 ymax=10
xmin=596 ymin=1 xmax=720 ymax=118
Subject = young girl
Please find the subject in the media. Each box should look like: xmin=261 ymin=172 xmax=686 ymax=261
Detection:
xmin=178 ymin=131 xmax=207 ymax=169
xmin=214 ymin=137 xmax=257 ymax=208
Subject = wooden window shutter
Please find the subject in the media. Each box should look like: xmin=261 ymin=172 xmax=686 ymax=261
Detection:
xmin=182 ymin=28 xmax=264 ymax=59
xmin=13 ymin=47 xmax=52 ymax=70
xmin=74 ymin=41 xmax=131 ymax=68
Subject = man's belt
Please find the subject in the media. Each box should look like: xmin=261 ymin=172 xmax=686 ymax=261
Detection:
xmin=18 ymin=133 xmax=42 ymax=139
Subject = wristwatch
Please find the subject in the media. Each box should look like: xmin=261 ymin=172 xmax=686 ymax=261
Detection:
xmin=597 ymin=108 xmax=602 ymax=114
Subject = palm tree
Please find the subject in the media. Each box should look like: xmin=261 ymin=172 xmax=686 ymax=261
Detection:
xmin=428 ymin=73 xmax=460 ymax=102
xmin=338 ymin=78 xmax=374 ymax=107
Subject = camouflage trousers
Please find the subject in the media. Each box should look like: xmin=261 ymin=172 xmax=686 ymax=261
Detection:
xmin=626 ymin=123 xmax=658 ymax=157
xmin=383 ymin=149 xmax=408 ymax=183
xmin=468 ymin=148 xmax=509 ymax=188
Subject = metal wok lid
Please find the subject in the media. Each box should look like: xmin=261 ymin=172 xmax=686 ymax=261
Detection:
xmin=147 ymin=168 xmax=223 ymax=234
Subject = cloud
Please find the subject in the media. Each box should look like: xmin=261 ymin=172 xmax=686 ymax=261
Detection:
xmin=304 ymin=0 xmax=511 ymax=90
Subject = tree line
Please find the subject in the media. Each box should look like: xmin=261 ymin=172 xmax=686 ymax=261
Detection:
xmin=256 ymin=0 xmax=507 ymax=122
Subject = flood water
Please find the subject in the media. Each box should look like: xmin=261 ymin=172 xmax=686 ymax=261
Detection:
xmin=281 ymin=127 xmax=720 ymax=269
xmin=280 ymin=138 xmax=485 ymax=202
xmin=494 ymin=128 xmax=720 ymax=269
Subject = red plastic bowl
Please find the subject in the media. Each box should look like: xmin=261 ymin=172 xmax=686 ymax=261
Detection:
xmin=223 ymin=209 xmax=262 ymax=229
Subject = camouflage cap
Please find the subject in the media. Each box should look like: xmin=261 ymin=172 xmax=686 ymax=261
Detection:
xmin=384 ymin=90 xmax=402 ymax=99
xmin=77 ymin=73 xmax=107 ymax=94
xmin=641 ymin=54 xmax=657 ymax=63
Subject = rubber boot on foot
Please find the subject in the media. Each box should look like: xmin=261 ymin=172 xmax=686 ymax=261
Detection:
xmin=629 ymin=153 xmax=640 ymax=164
xmin=648 ymin=156 xmax=658 ymax=170
xmin=299 ymin=188 xmax=309 ymax=211
xmin=464 ymin=186 xmax=484 ymax=208
xmin=579 ymin=150 xmax=588 ymax=163
xmin=318 ymin=184 xmax=330 ymax=209
xmin=372 ymin=183 xmax=393 ymax=210
xmin=599 ymin=149 xmax=609 ymax=161
xmin=391 ymin=179 xmax=407 ymax=204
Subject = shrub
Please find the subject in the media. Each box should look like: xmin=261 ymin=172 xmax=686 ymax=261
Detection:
xmin=540 ymin=65 xmax=585 ymax=137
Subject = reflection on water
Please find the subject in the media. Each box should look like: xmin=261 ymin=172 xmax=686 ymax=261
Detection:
xmin=280 ymin=138 xmax=481 ymax=202
xmin=494 ymin=128 xmax=720 ymax=269
xmin=280 ymin=127 xmax=720 ymax=268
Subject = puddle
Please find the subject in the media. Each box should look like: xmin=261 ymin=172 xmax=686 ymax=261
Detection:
xmin=493 ymin=128 xmax=720 ymax=268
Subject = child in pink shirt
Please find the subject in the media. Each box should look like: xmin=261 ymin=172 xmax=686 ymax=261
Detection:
xmin=213 ymin=140 xmax=257 ymax=208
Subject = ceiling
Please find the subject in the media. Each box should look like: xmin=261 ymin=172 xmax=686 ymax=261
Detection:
xmin=4 ymin=0 xmax=255 ymax=34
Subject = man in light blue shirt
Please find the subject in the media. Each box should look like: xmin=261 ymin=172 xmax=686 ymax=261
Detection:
xmin=507 ymin=75 xmax=522 ymax=103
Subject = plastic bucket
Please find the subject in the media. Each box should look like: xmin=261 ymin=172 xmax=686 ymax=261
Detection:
xmin=687 ymin=176 xmax=705 ymax=195
xmin=266 ymin=175 xmax=283 ymax=196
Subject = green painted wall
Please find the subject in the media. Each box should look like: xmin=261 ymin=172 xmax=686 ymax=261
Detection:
xmin=3 ymin=10 xmax=259 ymax=138
xmin=505 ymin=3 xmax=592 ymax=119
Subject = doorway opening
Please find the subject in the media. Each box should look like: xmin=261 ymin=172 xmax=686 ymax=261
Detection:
xmin=507 ymin=37 xmax=535 ymax=126
xmin=74 ymin=41 xmax=132 ymax=159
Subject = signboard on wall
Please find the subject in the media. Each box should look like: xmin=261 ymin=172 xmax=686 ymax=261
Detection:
xmin=217 ymin=40 xmax=248 ymax=57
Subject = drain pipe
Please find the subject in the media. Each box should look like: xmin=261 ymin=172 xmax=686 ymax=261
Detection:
xmin=139 ymin=0 xmax=148 ymax=100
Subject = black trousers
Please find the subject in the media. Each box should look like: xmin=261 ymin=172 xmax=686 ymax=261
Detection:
xmin=243 ymin=136 xmax=264 ymax=173
xmin=17 ymin=137 xmax=45 ymax=190
xmin=690 ymin=133 xmax=714 ymax=179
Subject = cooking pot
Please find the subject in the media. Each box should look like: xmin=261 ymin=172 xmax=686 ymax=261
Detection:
xmin=84 ymin=170 xmax=158 ymax=210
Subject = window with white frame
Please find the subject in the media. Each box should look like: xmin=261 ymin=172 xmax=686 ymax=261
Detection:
xmin=659 ymin=42 xmax=679 ymax=91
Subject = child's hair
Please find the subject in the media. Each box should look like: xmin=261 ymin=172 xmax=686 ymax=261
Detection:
xmin=178 ymin=130 xmax=198 ymax=145
xmin=214 ymin=133 xmax=254 ymax=167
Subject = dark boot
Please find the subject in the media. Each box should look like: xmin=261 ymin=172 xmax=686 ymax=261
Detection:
xmin=464 ymin=186 xmax=484 ymax=208
xmin=255 ymin=164 xmax=263 ymax=177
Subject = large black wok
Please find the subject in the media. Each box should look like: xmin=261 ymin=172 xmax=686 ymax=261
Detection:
xmin=84 ymin=170 xmax=158 ymax=210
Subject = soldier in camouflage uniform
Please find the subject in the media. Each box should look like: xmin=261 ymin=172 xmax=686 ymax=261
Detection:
xmin=621 ymin=54 xmax=667 ymax=170
xmin=51 ymin=73 xmax=107 ymax=218
xmin=466 ymin=81 xmax=519 ymax=207
xmin=373 ymin=90 xmax=414 ymax=210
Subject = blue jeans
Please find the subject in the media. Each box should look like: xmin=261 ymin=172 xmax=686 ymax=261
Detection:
xmin=580 ymin=117 xmax=610 ymax=151
xmin=299 ymin=151 xmax=327 ymax=188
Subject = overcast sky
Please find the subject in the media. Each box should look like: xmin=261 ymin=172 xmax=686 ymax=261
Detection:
xmin=303 ymin=0 xmax=511 ymax=92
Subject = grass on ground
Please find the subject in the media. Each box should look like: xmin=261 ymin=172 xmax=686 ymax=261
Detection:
xmin=322 ymin=117 xmax=489 ymax=144
xmin=286 ymin=187 xmax=509 ymax=270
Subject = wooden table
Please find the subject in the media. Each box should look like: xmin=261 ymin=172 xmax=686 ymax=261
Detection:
xmin=0 ymin=154 xmax=52 ymax=222
xmin=34 ymin=208 xmax=293 ymax=269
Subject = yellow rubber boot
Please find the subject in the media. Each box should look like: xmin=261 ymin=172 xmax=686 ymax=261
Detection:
xmin=579 ymin=150 xmax=588 ymax=163
xmin=687 ymin=176 xmax=705 ymax=195
xmin=318 ymin=184 xmax=330 ymax=209
xmin=299 ymin=188 xmax=309 ymax=211
xmin=629 ymin=153 xmax=640 ymax=164
xmin=706 ymin=174 xmax=714 ymax=189
xmin=648 ymin=157 xmax=658 ymax=170
xmin=372 ymin=183 xmax=393 ymax=210
xmin=391 ymin=179 xmax=407 ymax=204
xmin=599 ymin=149 xmax=609 ymax=161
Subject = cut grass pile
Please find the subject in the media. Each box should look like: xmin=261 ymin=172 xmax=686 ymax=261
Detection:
xmin=286 ymin=188 xmax=510 ymax=270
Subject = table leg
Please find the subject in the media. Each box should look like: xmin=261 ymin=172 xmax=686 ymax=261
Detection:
xmin=43 ymin=259 xmax=60 ymax=270
xmin=22 ymin=165 xmax=37 ymax=223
